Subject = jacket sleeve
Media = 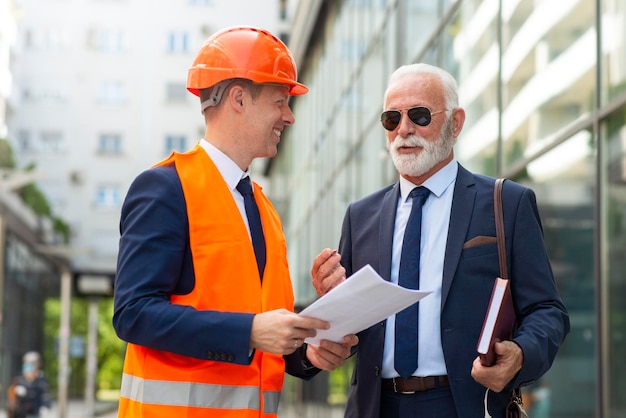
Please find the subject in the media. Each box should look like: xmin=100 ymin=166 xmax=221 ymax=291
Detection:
xmin=284 ymin=345 xmax=322 ymax=380
xmin=112 ymin=165 xmax=255 ymax=364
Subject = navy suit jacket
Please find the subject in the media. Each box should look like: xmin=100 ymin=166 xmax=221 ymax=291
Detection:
xmin=112 ymin=163 xmax=315 ymax=379
xmin=339 ymin=164 xmax=569 ymax=418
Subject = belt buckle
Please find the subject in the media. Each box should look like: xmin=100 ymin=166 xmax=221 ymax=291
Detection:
xmin=393 ymin=378 xmax=415 ymax=394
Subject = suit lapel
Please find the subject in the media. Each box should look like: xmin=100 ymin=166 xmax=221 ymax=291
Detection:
xmin=378 ymin=183 xmax=400 ymax=282
xmin=441 ymin=165 xmax=476 ymax=307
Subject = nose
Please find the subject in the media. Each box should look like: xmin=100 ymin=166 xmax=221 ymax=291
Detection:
xmin=283 ymin=106 xmax=295 ymax=125
xmin=396 ymin=111 xmax=416 ymax=137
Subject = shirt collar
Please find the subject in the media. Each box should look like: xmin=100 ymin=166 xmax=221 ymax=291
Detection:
xmin=198 ymin=138 xmax=249 ymax=190
xmin=399 ymin=159 xmax=458 ymax=202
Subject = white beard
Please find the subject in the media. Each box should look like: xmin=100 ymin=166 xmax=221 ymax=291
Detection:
xmin=388 ymin=118 xmax=456 ymax=177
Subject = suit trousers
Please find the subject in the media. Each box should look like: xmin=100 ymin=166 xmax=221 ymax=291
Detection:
xmin=379 ymin=385 xmax=457 ymax=418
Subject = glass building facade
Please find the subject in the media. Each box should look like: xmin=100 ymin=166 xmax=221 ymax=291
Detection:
xmin=271 ymin=0 xmax=626 ymax=416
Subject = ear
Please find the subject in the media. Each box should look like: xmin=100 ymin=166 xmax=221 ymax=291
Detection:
xmin=451 ymin=107 xmax=466 ymax=138
xmin=227 ymin=84 xmax=246 ymax=112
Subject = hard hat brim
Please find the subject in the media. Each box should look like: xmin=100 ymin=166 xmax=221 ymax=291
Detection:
xmin=187 ymin=68 xmax=309 ymax=97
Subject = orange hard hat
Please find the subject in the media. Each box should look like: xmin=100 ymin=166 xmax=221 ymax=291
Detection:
xmin=187 ymin=26 xmax=308 ymax=97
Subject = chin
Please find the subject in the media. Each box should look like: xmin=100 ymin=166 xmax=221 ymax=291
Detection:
xmin=392 ymin=155 xmax=434 ymax=177
xmin=265 ymin=147 xmax=278 ymax=158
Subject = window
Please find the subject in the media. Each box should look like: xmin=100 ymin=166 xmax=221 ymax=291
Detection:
xmin=89 ymin=29 xmax=126 ymax=53
xmin=166 ymin=83 xmax=188 ymax=101
xmin=22 ymin=87 xmax=67 ymax=103
xmin=603 ymin=109 xmax=626 ymax=416
xmin=23 ymin=27 xmax=71 ymax=50
xmin=39 ymin=131 xmax=64 ymax=153
xmin=98 ymin=81 xmax=125 ymax=104
xmin=164 ymin=135 xmax=187 ymax=155
xmin=97 ymin=133 xmax=122 ymax=155
xmin=17 ymin=131 xmax=33 ymax=153
xmin=95 ymin=185 xmax=121 ymax=208
xmin=167 ymin=32 xmax=189 ymax=53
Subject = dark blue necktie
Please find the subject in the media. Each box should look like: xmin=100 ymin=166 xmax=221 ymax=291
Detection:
xmin=395 ymin=186 xmax=430 ymax=378
xmin=236 ymin=176 xmax=266 ymax=280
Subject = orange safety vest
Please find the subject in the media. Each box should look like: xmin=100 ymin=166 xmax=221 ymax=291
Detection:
xmin=118 ymin=145 xmax=294 ymax=418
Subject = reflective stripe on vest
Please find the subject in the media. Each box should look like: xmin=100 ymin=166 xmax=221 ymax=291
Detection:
xmin=120 ymin=373 xmax=281 ymax=414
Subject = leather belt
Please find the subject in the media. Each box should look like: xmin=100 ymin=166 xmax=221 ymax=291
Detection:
xmin=381 ymin=376 xmax=449 ymax=394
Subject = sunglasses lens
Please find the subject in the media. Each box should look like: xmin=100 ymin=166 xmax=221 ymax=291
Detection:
xmin=381 ymin=107 xmax=436 ymax=130
xmin=381 ymin=111 xmax=402 ymax=131
xmin=407 ymin=107 xmax=431 ymax=126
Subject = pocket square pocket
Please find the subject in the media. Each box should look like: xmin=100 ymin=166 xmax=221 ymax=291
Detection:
xmin=462 ymin=235 xmax=497 ymax=249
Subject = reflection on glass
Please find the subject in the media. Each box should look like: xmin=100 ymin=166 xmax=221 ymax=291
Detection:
xmin=405 ymin=0 xmax=444 ymax=61
xmin=501 ymin=0 xmax=596 ymax=170
xmin=601 ymin=0 xmax=626 ymax=104
xmin=447 ymin=1 xmax=499 ymax=176
xmin=526 ymin=131 xmax=592 ymax=183
xmin=518 ymin=134 xmax=596 ymax=418
xmin=603 ymin=110 xmax=626 ymax=415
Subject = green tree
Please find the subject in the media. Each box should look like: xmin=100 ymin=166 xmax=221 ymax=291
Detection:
xmin=0 ymin=137 xmax=16 ymax=167
xmin=0 ymin=138 xmax=70 ymax=242
xmin=97 ymin=299 xmax=126 ymax=393
xmin=43 ymin=298 xmax=125 ymax=398
xmin=18 ymin=163 xmax=52 ymax=216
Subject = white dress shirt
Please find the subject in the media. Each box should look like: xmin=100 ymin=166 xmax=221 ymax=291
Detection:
xmin=381 ymin=159 xmax=458 ymax=378
xmin=197 ymin=139 xmax=253 ymax=238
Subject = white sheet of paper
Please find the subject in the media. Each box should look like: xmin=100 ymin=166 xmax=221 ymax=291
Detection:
xmin=299 ymin=264 xmax=432 ymax=345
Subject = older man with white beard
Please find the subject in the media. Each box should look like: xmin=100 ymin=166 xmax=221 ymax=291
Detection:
xmin=309 ymin=63 xmax=569 ymax=418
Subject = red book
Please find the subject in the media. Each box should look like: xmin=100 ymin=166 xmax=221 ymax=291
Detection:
xmin=477 ymin=277 xmax=516 ymax=366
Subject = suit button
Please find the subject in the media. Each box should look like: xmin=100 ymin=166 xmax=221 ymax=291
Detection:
xmin=228 ymin=354 xmax=234 ymax=362
xmin=374 ymin=366 xmax=380 ymax=376
xmin=207 ymin=351 xmax=214 ymax=359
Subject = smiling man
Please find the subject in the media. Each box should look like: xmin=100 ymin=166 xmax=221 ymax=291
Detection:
xmin=112 ymin=26 xmax=358 ymax=418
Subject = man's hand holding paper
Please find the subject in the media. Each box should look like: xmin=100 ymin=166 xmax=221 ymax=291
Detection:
xmin=304 ymin=255 xmax=432 ymax=345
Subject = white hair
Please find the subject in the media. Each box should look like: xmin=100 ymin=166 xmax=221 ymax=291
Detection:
xmin=383 ymin=63 xmax=459 ymax=111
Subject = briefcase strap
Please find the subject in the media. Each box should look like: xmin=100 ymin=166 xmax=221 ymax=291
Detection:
xmin=492 ymin=180 xmax=526 ymax=416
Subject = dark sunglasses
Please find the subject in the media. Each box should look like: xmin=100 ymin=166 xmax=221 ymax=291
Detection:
xmin=380 ymin=107 xmax=447 ymax=131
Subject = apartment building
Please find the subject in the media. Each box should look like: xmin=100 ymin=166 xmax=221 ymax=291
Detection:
xmin=7 ymin=0 xmax=284 ymax=273
xmin=0 ymin=0 xmax=17 ymax=139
